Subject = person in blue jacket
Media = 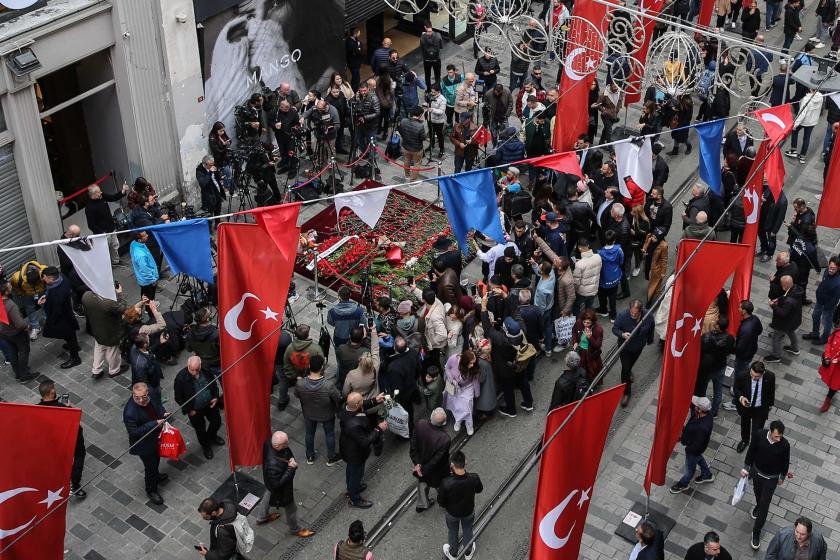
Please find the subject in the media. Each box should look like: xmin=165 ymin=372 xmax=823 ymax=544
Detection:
xmin=805 ymin=256 xmax=840 ymax=344
xmin=597 ymin=229 xmax=624 ymax=321
xmin=612 ymin=299 xmax=655 ymax=407
xmin=123 ymin=382 xmax=169 ymax=505
xmin=130 ymin=231 xmax=159 ymax=307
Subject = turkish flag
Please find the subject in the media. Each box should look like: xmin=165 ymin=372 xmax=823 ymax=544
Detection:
xmin=218 ymin=208 xmax=300 ymax=468
xmin=727 ymin=140 xmax=767 ymax=334
xmin=754 ymin=104 xmax=794 ymax=147
xmin=818 ymin=134 xmax=840 ymax=228
xmin=699 ymin=0 xmax=715 ymax=26
xmin=552 ymin=0 xmax=607 ymax=152
xmin=530 ymin=385 xmax=624 ymax=560
xmin=644 ymin=240 xmax=751 ymax=493
xmin=473 ymin=126 xmax=493 ymax=147
xmin=625 ymin=0 xmax=666 ymax=105
xmin=0 ymin=403 xmax=80 ymax=559
xmin=524 ymin=151 xmax=584 ymax=178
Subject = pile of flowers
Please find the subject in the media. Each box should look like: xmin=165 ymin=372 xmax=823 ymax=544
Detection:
xmin=300 ymin=190 xmax=475 ymax=300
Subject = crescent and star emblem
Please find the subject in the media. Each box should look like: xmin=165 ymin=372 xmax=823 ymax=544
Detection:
xmin=670 ymin=312 xmax=702 ymax=358
xmin=744 ymin=187 xmax=760 ymax=224
xmin=564 ymin=47 xmax=587 ymax=81
xmin=759 ymin=112 xmax=786 ymax=130
xmin=539 ymin=487 xmax=591 ymax=549
xmin=0 ymin=487 xmax=64 ymax=540
xmin=223 ymin=293 xmax=279 ymax=341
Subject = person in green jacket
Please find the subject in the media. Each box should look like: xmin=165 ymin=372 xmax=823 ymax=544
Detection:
xmin=279 ymin=324 xmax=325 ymax=410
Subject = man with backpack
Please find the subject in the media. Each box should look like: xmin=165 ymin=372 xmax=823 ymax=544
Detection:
xmin=197 ymin=498 xmax=252 ymax=559
xmin=281 ymin=324 xmax=325 ymax=410
xmin=549 ymin=351 xmax=588 ymax=410
xmin=328 ymin=286 xmax=367 ymax=349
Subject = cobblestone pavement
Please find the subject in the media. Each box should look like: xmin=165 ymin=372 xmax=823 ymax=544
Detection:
xmin=1 ymin=5 xmax=838 ymax=558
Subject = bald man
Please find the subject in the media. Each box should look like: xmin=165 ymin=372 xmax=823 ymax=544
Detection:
xmin=57 ymin=224 xmax=91 ymax=316
xmin=410 ymin=408 xmax=450 ymax=512
xmin=173 ymin=356 xmax=223 ymax=460
xmin=254 ymin=431 xmax=315 ymax=536
xmin=339 ymin=391 xmax=387 ymax=508
xmin=84 ymin=182 xmax=129 ymax=265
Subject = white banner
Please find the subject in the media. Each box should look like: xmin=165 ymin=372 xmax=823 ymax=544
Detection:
xmin=334 ymin=187 xmax=392 ymax=230
xmin=59 ymin=238 xmax=117 ymax=301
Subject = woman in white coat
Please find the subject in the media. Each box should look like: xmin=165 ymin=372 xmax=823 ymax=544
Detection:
xmin=785 ymin=88 xmax=824 ymax=163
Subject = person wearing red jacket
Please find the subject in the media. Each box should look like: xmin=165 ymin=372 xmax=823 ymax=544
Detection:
xmin=818 ymin=321 xmax=840 ymax=412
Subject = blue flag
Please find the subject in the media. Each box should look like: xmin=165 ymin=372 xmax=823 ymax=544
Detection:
xmin=696 ymin=120 xmax=726 ymax=195
xmin=147 ymin=219 xmax=214 ymax=284
xmin=438 ymin=169 xmax=506 ymax=255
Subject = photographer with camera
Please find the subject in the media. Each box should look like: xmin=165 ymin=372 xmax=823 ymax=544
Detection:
xmin=483 ymin=83 xmax=513 ymax=146
xmin=304 ymin=99 xmax=341 ymax=168
xmin=208 ymin=122 xmax=235 ymax=197
xmin=265 ymin=82 xmax=302 ymax=116
xmin=326 ymin=85 xmax=351 ymax=155
xmin=398 ymin=106 xmax=428 ymax=181
xmin=420 ymin=20 xmax=444 ymax=87
xmin=246 ymin=143 xmax=282 ymax=206
xmin=399 ymin=71 xmax=427 ymax=118
xmin=385 ymin=50 xmax=409 ymax=82
xmin=352 ymin=81 xmax=381 ymax=156
xmin=268 ymin=99 xmax=301 ymax=173
xmin=235 ymin=93 xmax=266 ymax=144
xmin=426 ymin=84 xmax=447 ymax=159
xmin=195 ymin=155 xmax=226 ymax=216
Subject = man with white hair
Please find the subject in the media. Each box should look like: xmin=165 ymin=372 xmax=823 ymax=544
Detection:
xmin=254 ymin=430 xmax=315 ymax=537
xmin=173 ymin=356 xmax=223 ymax=460
xmin=549 ymin=351 xmax=587 ymax=410
xmin=84 ymin=182 xmax=129 ymax=265
xmin=410 ymin=407 xmax=451 ymax=512
xmin=454 ymin=73 xmax=478 ymax=119
xmin=669 ymin=396 xmax=715 ymax=494
xmin=682 ymin=184 xmax=711 ymax=227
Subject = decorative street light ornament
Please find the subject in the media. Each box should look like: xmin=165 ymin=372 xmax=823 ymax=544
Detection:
xmin=475 ymin=22 xmax=508 ymax=58
xmin=604 ymin=6 xmax=646 ymax=56
xmin=739 ymin=99 xmax=771 ymax=142
xmin=439 ymin=0 xmax=471 ymax=22
xmin=486 ymin=0 xmax=529 ymax=24
xmin=507 ymin=15 xmax=550 ymax=62
xmin=384 ymin=0 xmax=430 ymax=16
xmin=606 ymin=54 xmax=646 ymax=96
xmin=647 ymin=30 xmax=703 ymax=96
xmin=715 ymin=45 xmax=773 ymax=100
xmin=553 ymin=15 xmax=606 ymax=75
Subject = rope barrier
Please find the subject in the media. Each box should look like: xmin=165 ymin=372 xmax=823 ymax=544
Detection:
xmin=57 ymin=172 xmax=113 ymax=205
xmin=373 ymin=145 xmax=438 ymax=172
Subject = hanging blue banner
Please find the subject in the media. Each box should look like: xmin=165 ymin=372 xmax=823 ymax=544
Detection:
xmin=147 ymin=219 xmax=215 ymax=284
xmin=438 ymin=169 xmax=507 ymax=255
xmin=696 ymin=120 xmax=726 ymax=195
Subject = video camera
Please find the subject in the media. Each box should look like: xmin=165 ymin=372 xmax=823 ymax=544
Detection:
xmin=311 ymin=110 xmax=335 ymax=139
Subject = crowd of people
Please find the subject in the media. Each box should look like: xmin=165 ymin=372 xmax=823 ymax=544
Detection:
xmin=3 ymin=1 xmax=840 ymax=559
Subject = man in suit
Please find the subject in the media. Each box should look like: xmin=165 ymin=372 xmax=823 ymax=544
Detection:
xmin=723 ymin=123 xmax=754 ymax=160
xmin=123 ymin=382 xmax=170 ymax=505
xmin=734 ymin=361 xmax=775 ymax=453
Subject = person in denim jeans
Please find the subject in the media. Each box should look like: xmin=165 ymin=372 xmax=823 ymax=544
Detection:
xmin=437 ymin=451 xmax=483 ymax=560
xmin=805 ymin=257 xmax=840 ymax=344
xmin=697 ymin=317 xmax=735 ymax=417
xmin=293 ymin=355 xmax=342 ymax=466
xmin=669 ymin=396 xmax=715 ymax=493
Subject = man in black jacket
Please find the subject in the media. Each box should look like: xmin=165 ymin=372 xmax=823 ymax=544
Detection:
xmin=695 ymin=316 xmax=734 ymax=417
xmin=651 ymin=142 xmax=670 ymax=189
xmin=382 ymin=337 xmax=421 ymax=436
xmin=398 ymin=106 xmax=428 ymax=181
xmin=645 ymin=187 xmax=673 ymax=236
xmin=740 ymin=419 xmax=791 ymax=549
xmin=757 ymin=185 xmax=788 ymax=262
xmin=130 ymin=334 xmax=165 ymax=402
xmin=767 ymin=252 xmax=799 ymax=300
xmin=766 ymin=275 xmax=803 ymax=362
xmin=438 ymin=450 xmax=483 ymax=560
xmin=187 ymin=307 xmax=221 ymax=373
xmin=340 ymin=392 xmax=387 ymax=508
xmin=420 ymin=21 xmax=444 ymax=87
xmin=345 ymin=28 xmax=363 ymax=90
xmin=253 ymin=431 xmax=315 ymax=537
xmin=410 ymin=408 xmax=451 ymax=512
xmin=84 ymin=183 xmax=128 ymax=265
xmin=474 ymin=48 xmax=500 ymax=91
xmin=174 ymin=356 xmax=223 ymax=460
xmin=682 ymin=184 xmax=711 ymax=228
xmin=724 ymin=301 xmax=764 ymax=413
xmin=670 ymin=396 xmax=714 ymax=493
xmin=734 ymin=361 xmax=775 ymax=452
xmin=38 ymin=381 xmax=87 ymax=499
xmin=123 ymin=382 xmax=169 ymax=505
xmin=196 ymin=498 xmax=240 ymax=558
xmin=723 ymin=123 xmax=754 ymax=160
xmin=268 ymin=99 xmax=300 ymax=172
xmin=195 ymin=155 xmax=226 ymax=216
xmin=549 ymin=351 xmax=586 ymax=410
xmin=683 ymin=531 xmax=733 ymax=560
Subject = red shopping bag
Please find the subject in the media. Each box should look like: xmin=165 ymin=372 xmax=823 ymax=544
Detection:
xmin=158 ymin=422 xmax=187 ymax=460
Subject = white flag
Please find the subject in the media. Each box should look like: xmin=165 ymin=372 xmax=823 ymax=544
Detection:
xmin=59 ymin=237 xmax=117 ymax=301
xmin=334 ymin=187 xmax=392 ymax=229
xmin=614 ymin=137 xmax=654 ymax=198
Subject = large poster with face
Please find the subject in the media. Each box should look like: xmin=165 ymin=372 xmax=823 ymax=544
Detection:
xmin=201 ymin=0 xmax=345 ymax=137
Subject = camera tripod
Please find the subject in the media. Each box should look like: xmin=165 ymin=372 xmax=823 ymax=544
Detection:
xmin=171 ymin=273 xmax=210 ymax=313
xmin=312 ymin=134 xmax=344 ymax=196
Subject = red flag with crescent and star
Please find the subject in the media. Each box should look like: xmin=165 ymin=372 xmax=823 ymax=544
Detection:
xmin=218 ymin=205 xmax=300 ymax=469
xmin=727 ymin=140 xmax=768 ymax=334
xmin=644 ymin=240 xmax=751 ymax=493
xmin=624 ymin=0 xmax=666 ymax=105
xmin=0 ymin=402 xmax=80 ymax=559
xmin=529 ymin=384 xmax=624 ymax=560
xmin=817 ymin=132 xmax=840 ymax=228
xmin=754 ymin=105 xmax=793 ymax=198
xmin=552 ymin=0 xmax=607 ymax=152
